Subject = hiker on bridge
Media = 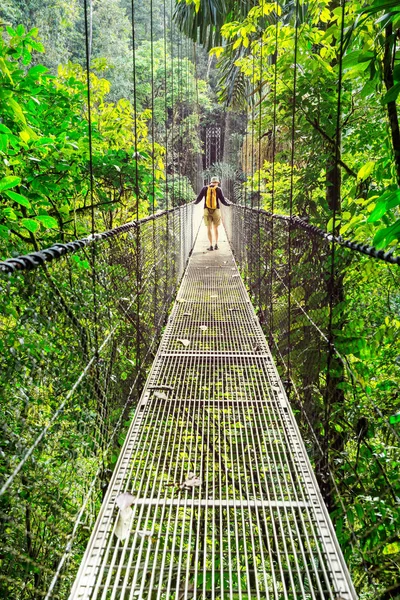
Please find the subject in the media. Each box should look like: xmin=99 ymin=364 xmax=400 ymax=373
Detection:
xmin=195 ymin=176 xmax=231 ymax=251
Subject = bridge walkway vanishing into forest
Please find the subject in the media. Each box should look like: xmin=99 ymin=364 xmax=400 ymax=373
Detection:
xmin=69 ymin=221 xmax=357 ymax=600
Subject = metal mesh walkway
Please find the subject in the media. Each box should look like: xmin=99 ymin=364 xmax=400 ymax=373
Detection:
xmin=69 ymin=222 xmax=356 ymax=600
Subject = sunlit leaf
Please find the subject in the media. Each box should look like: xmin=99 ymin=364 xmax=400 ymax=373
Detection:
xmin=4 ymin=190 xmax=31 ymax=208
xmin=0 ymin=176 xmax=21 ymax=192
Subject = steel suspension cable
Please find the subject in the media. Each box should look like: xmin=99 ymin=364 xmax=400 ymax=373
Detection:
xmin=163 ymin=0 xmax=170 ymax=306
xmin=150 ymin=0 xmax=158 ymax=329
xmin=287 ymin=0 xmax=300 ymax=392
xmin=257 ymin=0 xmax=264 ymax=315
xmin=83 ymin=0 xmax=103 ymax=462
xmin=323 ymin=0 xmax=347 ymax=496
xmin=269 ymin=3 xmax=279 ymax=346
xmin=130 ymin=0 xmax=142 ymax=383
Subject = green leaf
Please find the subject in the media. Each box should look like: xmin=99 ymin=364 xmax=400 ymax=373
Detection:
xmin=0 ymin=124 xmax=12 ymax=134
xmin=4 ymin=190 xmax=31 ymax=208
xmin=0 ymin=176 xmax=21 ymax=192
xmin=383 ymin=542 xmax=400 ymax=555
xmin=382 ymin=82 xmax=400 ymax=104
xmin=368 ymin=190 xmax=400 ymax=222
xmin=357 ymin=161 xmax=375 ymax=181
xmin=7 ymin=98 xmax=26 ymax=123
xmin=389 ymin=412 xmax=400 ymax=425
xmin=21 ymin=218 xmax=39 ymax=233
xmin=36 ymin=215 xmax=58 ymax=229
xmin=393 ymin=64 xmax=400 ymax=82
xmin=27 ymin=65 xmax=48 ymax=78
xmin=373 ymin=218 xmax=400 ymax=248
xmin=0 ymin=224 xmax=10 ymax=238
xmin=342 ymin=50 xmax=362 ymax=69
xmin=0 ymin=134 xmax=8 ymax=152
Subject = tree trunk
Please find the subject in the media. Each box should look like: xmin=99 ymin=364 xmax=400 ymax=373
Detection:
xmin=383 ymin=23 xmax=400 ymax=186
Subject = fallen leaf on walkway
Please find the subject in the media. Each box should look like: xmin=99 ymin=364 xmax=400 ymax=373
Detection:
xmin=232 ymin=274 xmax=240 ymax=278
xmin=115 ymin=506 xmax=133 ymax=541
xmin=199 ymin=325 xmax=208 ymax=331
xmin=116 ymin=492 xmax=136 ymax=510
xmin=154 ymin=391 xmax=168 ymax=400
xmin=136 ymin=529 xmax=153 ymax=538
xmin=149 ymin=384 xmax=174 ymax=391
xmin=183 ymin=312 xmax=192 ymax=317
xmin=228 ymin=308 xmax=240 ymax=312
xmin=177 ymin=338 xmax=190 ymax=347
xmin=210 ymin=294 xmax=218 ymax=298
xmin=177 ymin=299 xmax=185 ymax=303
xmin=180 ymin=472 xmax=201 ymax=490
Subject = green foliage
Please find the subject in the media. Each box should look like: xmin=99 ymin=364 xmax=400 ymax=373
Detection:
xmin=160 ymin=174 xmax=195 ymax=208
xmin=0 ymin=25 xmax=165 ymax=256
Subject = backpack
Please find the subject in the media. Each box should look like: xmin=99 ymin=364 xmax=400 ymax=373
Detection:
xmin=205 ymin=185 xmax=217 ymax=210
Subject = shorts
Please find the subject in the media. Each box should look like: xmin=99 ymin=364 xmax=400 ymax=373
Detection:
xmin=203 ymin=208 xmax=221 ymax=227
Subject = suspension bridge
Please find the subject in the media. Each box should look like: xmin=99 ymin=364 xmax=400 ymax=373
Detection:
xmin=1 ymin=198 xmax=399 ymax=599
xmin=68 ymin=214 xmax=356 ymax=600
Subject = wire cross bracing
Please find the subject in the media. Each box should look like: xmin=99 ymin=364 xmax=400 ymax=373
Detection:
xmin=69 ymin=220 xmax=356 ymax=600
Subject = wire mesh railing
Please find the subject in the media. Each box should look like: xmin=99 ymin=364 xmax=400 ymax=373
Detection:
xmin=225 ymin=204 xmax=400 ymax=598
xmin=0 ymin=204 xmax=195 ymax=600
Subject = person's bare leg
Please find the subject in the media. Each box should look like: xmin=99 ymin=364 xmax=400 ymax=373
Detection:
xmin=207 ymin=223 xmax=213 ymax=247
xmin=214 ymin=225 xmax=219 ymax=245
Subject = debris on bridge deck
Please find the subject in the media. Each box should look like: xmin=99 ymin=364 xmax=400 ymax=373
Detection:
xmin=70 ymin=224 xmax=356 ymax=599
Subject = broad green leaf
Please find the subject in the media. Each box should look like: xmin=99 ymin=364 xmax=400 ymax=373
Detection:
xmin=19 ymin=129 xmax=30 ymax=143
xmin=21 ymin=218 xmax=39 ymax=233
xmin=382 ymin=82 xmax=400 ymax=104
xmin=0 ymin=224 xmax=9 ymax=238
xmin=389 ymin=412 xmax=400 ymax=425
xmin=27 ymin=65 xmax=48 ymax=78
xmin=4 ymin=190 xmax=31 ymax=208
xmin=0 ymin=176 xmax=21 ymax=192
xmin=7 ymin=98 xmax=26 ymax=123
xmin=36 ymin=215 xmax=58 ymax=229
xmin=0 ymin=134 xmax=8 ymax=152
xmin=357 ymin=161 xmax=375 ymax=181
xmin=383 ymin=542 xmax=400 ymax=555
xmin=342 ymin=50 xmax=362 ymax=69
xmin=368 ymin=190 xmax=400 ymax=222
xmin=0 ymin=57 xmax=13 ymax=83
xmin=373 ymin=218 xmax=400 ymax=248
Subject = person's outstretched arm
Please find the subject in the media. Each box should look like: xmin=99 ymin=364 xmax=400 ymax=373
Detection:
xmin=218 ymin=188 xmax=232 ymax=206
xmin=195 ymin=187 xmax=207 ymax=204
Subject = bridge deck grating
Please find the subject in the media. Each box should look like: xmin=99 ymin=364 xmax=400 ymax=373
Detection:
xmin=69 ymin=226 xmax=356 ymax=600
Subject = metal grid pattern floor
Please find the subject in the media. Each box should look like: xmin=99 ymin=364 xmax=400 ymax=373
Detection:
xmin=70 ymin=226 xmax=356 ymax=600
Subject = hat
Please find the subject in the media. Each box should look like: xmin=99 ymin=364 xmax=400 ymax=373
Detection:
xmin=210 ymin=176 xmax=220 ymax=184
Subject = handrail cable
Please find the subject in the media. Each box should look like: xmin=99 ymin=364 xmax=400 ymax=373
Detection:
xmin=238 ymin=205 xmax=400 ymax=265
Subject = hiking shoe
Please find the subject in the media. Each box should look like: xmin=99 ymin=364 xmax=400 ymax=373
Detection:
xmin=214 ymin=244 xmax=218 ymax=250
xmin=208 ymin=245 xmax=213 ymax=251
